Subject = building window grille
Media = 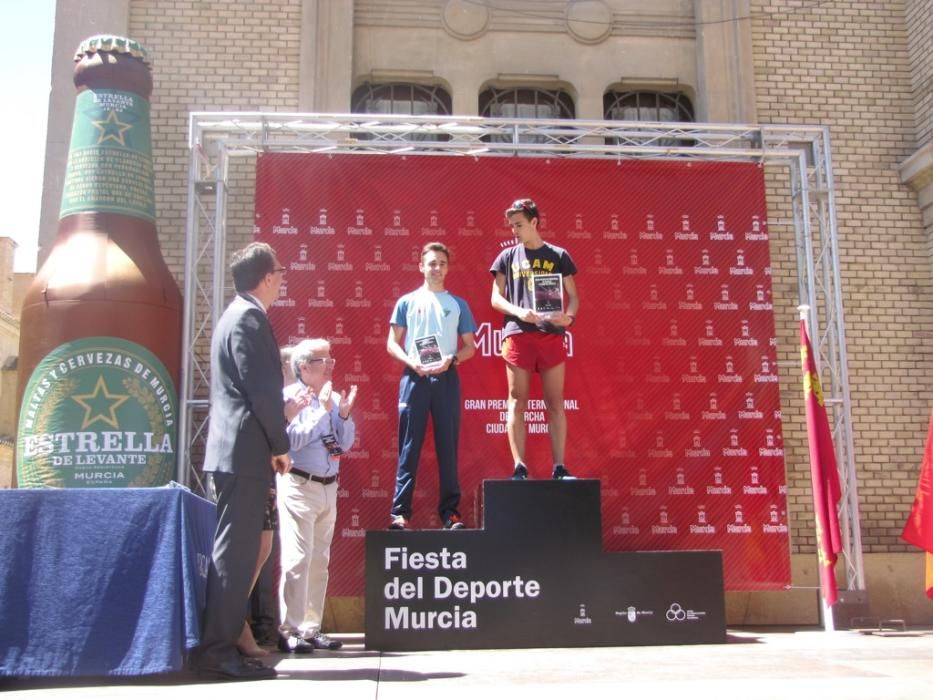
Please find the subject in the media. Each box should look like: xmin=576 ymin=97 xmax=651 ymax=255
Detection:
xmin=352 ymin=82 xmax=452 ymax=116
xmin=603 ymin=91 xmax=694 ymax=123
xmin=603 ymin=90 xmax=695 ymax=147
xmin=479 ymin=87 xmax=575 ymax=143
xmin=351 ymin=83 xmax=452 ymax=141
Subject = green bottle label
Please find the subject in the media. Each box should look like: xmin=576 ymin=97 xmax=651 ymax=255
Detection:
xmin=17 ymin=337 xmax=177 ymax=488
xmin=59 ymin=89 xmax=155 ymax=221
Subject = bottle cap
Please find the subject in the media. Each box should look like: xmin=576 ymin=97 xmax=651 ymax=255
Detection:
xmin=75 ymin=35 xmax=149 ymax=64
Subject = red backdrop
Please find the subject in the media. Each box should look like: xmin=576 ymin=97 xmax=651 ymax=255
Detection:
xmin=255 ymin=153 xmax=791 ymax=592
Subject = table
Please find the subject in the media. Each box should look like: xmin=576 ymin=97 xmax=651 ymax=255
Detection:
xmin=0 ymin=487 xmax=215 ymax=677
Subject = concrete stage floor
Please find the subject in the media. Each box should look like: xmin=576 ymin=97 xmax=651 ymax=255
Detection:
xmin=3 ymin=627 xmax=932 ymax=699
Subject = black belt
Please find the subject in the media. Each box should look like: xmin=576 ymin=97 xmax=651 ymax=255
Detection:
xmin=290 ymin=468 xmax=338 ymax=485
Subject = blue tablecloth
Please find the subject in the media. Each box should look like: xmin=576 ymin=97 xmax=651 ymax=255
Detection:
xmin=0 ymin=487 xmax=215 ymax=677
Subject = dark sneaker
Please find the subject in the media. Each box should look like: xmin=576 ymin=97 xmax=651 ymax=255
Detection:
xmin=552 ymin=465 xmax=576 ymax=480
xmin=277 ymin=633 xmax=314 ymax=654
xmin=511 ymin=464 xmax=529 ymax=480
xmin=308 ymin=632 xmax=343 ymax=650
xmin=388 ymin=514 xmax=409 ymax=530
xmin=444 ymin=514 xmax=466 ymax=530
xmin=197 ymin=657 xmax=277 ymax=680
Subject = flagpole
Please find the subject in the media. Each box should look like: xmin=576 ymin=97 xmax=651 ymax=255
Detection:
xmin=799 ymin=304 xmax=837 ymax=632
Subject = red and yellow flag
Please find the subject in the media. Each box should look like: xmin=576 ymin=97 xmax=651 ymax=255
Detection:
xmin=900 ymin=405 xmax=933 ymax=599
xmin=801 ymin=321 xmax=843 ymax=606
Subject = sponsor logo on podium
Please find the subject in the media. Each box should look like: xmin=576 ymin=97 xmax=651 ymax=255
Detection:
xmin=573 ymin=603 xmax=593 ymax=625
xmin=665 ymin=602 xmax=707 ymax=622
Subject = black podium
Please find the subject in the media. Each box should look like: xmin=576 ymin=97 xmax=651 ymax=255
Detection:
xmin=365 ymin=479 xmax=725 ymax=650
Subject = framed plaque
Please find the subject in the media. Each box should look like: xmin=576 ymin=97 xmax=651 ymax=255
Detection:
xmin=532 ymin=273 xmax=563 ymax=319
xmin=414 ymin=334 xmax=444 ymax=367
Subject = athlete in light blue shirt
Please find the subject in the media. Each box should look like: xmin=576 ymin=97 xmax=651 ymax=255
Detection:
xmin=386 ymin=242 xmax=477 ymax=530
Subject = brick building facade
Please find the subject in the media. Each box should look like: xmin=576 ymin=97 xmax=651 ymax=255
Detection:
xmin=39 ymin=0 xmax=933 ymax=625
xmin=0 ymin=239 xmax=33 ymax=489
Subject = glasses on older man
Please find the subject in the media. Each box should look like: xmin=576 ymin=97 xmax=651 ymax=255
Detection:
xmin=305 ymin=358 xmax=336 ymax=368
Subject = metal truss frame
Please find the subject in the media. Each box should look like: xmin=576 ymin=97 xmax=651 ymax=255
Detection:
xmin=180 ymin=113 xmax=864 ymax=592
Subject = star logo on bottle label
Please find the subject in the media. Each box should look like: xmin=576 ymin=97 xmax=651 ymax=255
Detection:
xmin=92 ymin=110 xmax=132 ymax=146
xmin=72 ymin=375 xmax=130 ymax=429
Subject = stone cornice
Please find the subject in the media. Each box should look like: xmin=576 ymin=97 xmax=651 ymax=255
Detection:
xmin=899 ymin=143 xmax=933 ymax=193
xmin=0 ymin=311 xmax=18 ymax=333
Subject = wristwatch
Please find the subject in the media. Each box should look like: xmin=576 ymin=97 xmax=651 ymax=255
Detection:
xmin=451 ymin=354 xmax=459 ymax=365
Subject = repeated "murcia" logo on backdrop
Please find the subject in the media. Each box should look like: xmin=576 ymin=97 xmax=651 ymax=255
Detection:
xmin=255 ymin=153 xmax=790 ymax=594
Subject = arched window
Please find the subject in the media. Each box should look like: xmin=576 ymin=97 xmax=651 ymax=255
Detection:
xmin=603 ymin=91 xmax=695 ymax=123
xmin=603 ymin=90 xmax=695 ymax=147
xmin=351 ymin=82 xmax=452 ymax=116
xmin=479 ymin=87 xmax=575 ymax=143
xmin=351 ymin=83 xmax=452 ymax=142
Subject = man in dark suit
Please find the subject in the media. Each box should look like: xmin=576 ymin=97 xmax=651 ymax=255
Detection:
xmin=195 ymin=242 xmax=292 ymax=681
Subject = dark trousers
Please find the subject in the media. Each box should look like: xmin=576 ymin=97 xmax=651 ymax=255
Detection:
xmin=198 ymin=472 xmax=267 ymax=665
xmin=391 ymin=367 xmax=461 ymax=520
xmin=249 ymin=527 xmax=280 ymax=643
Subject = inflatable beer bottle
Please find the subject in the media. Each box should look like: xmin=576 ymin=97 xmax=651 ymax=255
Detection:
xmin=16 ymin=36 xmax=182 ymax=488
